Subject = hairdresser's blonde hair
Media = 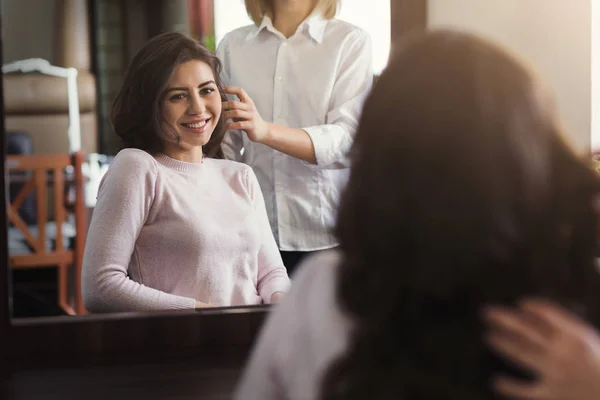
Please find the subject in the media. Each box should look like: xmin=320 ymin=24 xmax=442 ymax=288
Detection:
xmin=244 ymin=0 xmax=338 ymax=25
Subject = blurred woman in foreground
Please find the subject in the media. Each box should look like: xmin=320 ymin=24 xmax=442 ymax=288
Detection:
xmin=234 ymin=29 xmax=600 ymax=399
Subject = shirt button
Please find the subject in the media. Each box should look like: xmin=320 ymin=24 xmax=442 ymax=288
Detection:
xmin=277 ymin=76 xmax=283 ymax=81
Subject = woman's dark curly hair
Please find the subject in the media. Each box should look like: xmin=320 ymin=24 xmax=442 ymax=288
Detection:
xmin=320 ymin=30 xmax=600 ymax=400
xmin=111 ymin=31 xmax=226 ymax=158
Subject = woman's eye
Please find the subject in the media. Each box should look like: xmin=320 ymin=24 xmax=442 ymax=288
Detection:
xmin=170 ymin=93 xmax=186 ymax=101
xmin=200 ymin=87 xmax=215 ymax=95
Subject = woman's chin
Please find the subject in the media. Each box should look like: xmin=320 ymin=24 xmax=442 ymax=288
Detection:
xmin=182 ymin=133 xmax=213 ymax=148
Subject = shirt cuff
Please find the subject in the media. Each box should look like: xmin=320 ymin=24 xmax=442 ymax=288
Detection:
xmin=302 ymin=124 xmax=351 ymax=167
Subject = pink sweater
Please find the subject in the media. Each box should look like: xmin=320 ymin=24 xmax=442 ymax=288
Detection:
xmin=82 ymin=148 xmax=290 ymax=313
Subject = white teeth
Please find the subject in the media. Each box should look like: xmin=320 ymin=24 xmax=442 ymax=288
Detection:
xmin=184 ymin=120 xmax=207 ymax=128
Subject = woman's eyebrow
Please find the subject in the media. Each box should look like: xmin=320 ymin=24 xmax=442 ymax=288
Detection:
xmin=165 ymin=80 xmax=216 ymax=92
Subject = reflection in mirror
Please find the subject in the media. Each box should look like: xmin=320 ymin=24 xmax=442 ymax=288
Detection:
xmin=3 ymin=0 xmax=390 ymax=319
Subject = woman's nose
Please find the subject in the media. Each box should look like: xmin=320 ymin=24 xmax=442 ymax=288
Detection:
xmin=188 ymin=94 xmax=205 ymax=115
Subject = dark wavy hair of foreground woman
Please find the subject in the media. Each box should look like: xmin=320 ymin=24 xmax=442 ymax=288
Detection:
xmin=320 ymin=30 xmax=600 ymax=400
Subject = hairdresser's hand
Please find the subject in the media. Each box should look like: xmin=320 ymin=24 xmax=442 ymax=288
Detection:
xmin=483 ymin=298 xmax=600 ymax=400
xmin=270 ymin=292 xmax=285 ymax=304
xmin=223 ymin=86 xmax=271 ymax=143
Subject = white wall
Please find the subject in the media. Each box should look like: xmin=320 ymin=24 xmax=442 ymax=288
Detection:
xmin=214 ymin=0 xmax=391 ymax=74
xmin=214 ymin=0 xmax=250 ymax=45
xmin=428 ymin=0 xmax=592 ymax=152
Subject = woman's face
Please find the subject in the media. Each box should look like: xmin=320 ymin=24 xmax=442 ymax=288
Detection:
xmin=160 ymin=59 xmax=222 ymax=153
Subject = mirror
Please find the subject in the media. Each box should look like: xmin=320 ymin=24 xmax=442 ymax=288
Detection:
xmin=3 ymin=0 xmax=391 ymax=319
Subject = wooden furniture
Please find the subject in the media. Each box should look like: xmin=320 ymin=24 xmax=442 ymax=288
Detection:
xmin=6 ymin=151 xmax=86 ymax=315
xmin=1 ymin=357 xmax=248 ymax=399
xmin=0 ymin=308 xmax=268 ymax=399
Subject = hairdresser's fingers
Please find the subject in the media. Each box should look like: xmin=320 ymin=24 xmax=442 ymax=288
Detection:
xmin=223 ymin=86 xmax=252 ymax=104
xmin=222 ymin=100 xmax=250 ymax=111
xmin=484 ymin=306 xmax=550 ymax=350
xmin=485 ymin=330 xmax=546 ymax=373
xmin=222 ymin=109 xmax=252 ymax=121
xmin=226 ymin=121 xmax=252 ymax=131
xmin=492 ymin=375 xmax=547 ymax=400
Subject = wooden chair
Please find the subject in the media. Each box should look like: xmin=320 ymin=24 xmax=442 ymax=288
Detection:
xmin=6 ymin=151 xmax=86 ymax=315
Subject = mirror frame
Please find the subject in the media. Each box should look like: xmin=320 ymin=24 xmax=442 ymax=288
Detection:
xmin=0 ymin=0 xmax=428 ymax=376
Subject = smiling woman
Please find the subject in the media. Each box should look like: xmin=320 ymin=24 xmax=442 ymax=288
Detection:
xmin=81 ymin=32 xmax=291 ymax=313
xmin=160 ymin=62 xmax=222 ymax=162
xmin=110 ymin=32 xmax=226 ymax=160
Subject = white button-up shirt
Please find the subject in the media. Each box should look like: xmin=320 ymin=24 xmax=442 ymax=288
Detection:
xmin=217 ymin=13 xmax=373 ymax=251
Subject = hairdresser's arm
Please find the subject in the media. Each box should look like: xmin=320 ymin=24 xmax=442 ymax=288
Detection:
xmin=483 ymin=298 xmax=600 ymax=400
xmin=222 ymin=31 xmax=373 ymax=167
xmin=223 ymin=86 xmax=317 ymax=163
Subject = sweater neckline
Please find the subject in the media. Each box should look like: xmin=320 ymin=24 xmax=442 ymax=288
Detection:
xmin=155 ymin=153 xmax=207 ymax=173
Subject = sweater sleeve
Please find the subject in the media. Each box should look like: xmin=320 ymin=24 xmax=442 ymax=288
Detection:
xmin=245 ymin=167 xmax=291 ymax=303
xmin=81 ymin=149 xmax=197 ymax=313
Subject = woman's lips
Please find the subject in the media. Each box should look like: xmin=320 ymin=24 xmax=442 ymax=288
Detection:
xmin=181 ymin=118 xmax=211 ymax=133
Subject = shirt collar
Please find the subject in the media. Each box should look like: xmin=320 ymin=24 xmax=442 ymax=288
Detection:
xmin=245 ymin=12 xmax=328 ymax=44
xmin=245 ymin=15 xmax=273 ymax=41
xmin=303 ymin=12 xmax=327 ymax=44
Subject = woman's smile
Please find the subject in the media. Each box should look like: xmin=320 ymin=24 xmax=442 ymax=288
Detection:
xmin=180 ymin=117 xmax=212 ymax=134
